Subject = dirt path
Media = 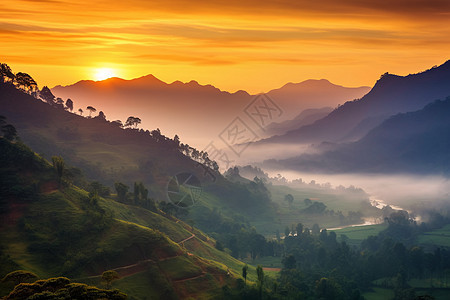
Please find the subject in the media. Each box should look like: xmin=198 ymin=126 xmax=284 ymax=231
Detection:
xmin=172 ymin=272 xmax=206 ymax=283
xmin=177 ymin=233 xmax=195 ymax=244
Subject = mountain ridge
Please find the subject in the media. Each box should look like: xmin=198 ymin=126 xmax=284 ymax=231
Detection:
xmin=261 ymin=60 xmax=450 ymax=145
xmin=270 ymin=96 xmax=450 ymax=174
xmin=51 ymin=75 xmax=370 ymax=147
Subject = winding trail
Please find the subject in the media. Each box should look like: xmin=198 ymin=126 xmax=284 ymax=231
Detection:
xmin=177 ymin=233 xmax=195 ymax=244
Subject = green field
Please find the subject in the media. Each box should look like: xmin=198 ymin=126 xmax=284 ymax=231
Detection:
xmin=330 ymin=224 xmax=387 ymax=245
xmin=418 ymin=224 xmax=450 ymax=248
xmin=363 ymin=287 xmax=394 ymax=300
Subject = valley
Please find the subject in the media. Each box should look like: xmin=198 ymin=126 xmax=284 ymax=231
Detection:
xmin=2 ymin=60 xmax=450 ymax=299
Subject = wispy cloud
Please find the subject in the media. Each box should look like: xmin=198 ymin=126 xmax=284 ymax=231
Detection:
xmin=1 ymin=0 xmax=449 ymax=91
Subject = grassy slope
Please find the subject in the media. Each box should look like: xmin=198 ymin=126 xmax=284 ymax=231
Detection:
xmin=0 ymin=139 xmax=253 ymax=299
xmin=417 ymin=224 xmax=450 ymax=248
xmin=0 ymin=84 xmax=381 ymax=241
xmin=330 ymin=224 xmax=388 ymax=246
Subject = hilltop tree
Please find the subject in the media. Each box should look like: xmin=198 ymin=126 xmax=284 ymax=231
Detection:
xmin=125 ymin=116 xmax=141 ymax=128
xmin=65 ymin=98 xmax=73 ymax=111
xmin=15 ymin=72 xmax=38 ymax=95
xmin=39 ymin=86 xmax=55 ymax=105
xmin=0 ymin=63 xmax=15 ymax=83
xmin=78 ymin=108 xmax=83 ymax=116
xmin=86 ymin=106 xmax=96 ymax=117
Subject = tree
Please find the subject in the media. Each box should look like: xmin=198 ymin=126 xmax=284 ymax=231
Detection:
xmin=55 ymin=97 xmax=65 ymax=109
xmin=285 ymin=194 xmax=294 ymax=207
xmin=114 ymin=182 xmax=129 ymax=203
xmin=0 ymin=63 xmax=15 ymax=83
xmin=312 ymin=223 xmax=321 ymax=235
xmin=256 ymin=265 xmax=264 ymax=300
xmin=296 ymin=223 xmax=304 ymax=236
xmin=1 ymin=270 xmax=39 ymax=286
xmin=282 ymin=255 xmax=297 ymax=269
xmin=125 ymin=116 xmax=141 ymax=128
xmin=96 ymin=111 xmax=106 ymax=120
xmin=101 ymin=270 xmax=119 ymax=289
xmin=78 ymin=108 xmax=83 ymax=116
xmin=112 ymin=120 xmax=123 ymax=127
xmin=52 ymin=156 xmax=65 ymax=188
xmin=15 ymin=72 xmax=38 ymax=95
xmin=315 ymin=277 xmax=344 ymax=300
xmin=86 ymin=106 xmax=96 ymax=117
xmin=39 ymin=86 xmax=55 ymax=105
xmin=1 ymin=124 xmax=18 ymax=141
xmin=65 ymin=98 xmax=73 ymax=111
xmin=242 ymin=264 xmax=248 ymax=285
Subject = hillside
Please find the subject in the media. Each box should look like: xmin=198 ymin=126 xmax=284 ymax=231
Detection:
xmin=262 ymin=60 xmax=450 ymax=145
xmin=51 ymin=76 xmax=369 ymax=146
xmin=0 ymin=82 xmax=201 ymax=191
xmin=0 ymin=137 xmax=253 ymax=299
xmin=273 ymin=97 xmax=450 ymax=174
xmin=263 ymin=107 xmax=333 ymax=137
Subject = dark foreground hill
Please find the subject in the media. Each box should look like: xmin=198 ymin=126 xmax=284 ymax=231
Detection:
xmin=0 ymin=137 xmax=251 ymax=299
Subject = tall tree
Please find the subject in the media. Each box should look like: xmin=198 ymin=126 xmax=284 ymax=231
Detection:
xmin=125 ymin=116 xmax=141 ymax=128
xmin=242 ymin=265 xmax=248 ymax=285
xmin=65 ymin=98 xmax=74 ymax=111
xmin=256 ymin=265 xmax=264 ymax=300
xmin=86 ymin=106 xmax=96 ymax=117
xmin=0 ymin=63 xmax=15 ymax=83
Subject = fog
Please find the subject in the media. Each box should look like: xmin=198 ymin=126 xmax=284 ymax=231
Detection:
xmin=213 ymin=142 xmax=325 ymax=170
xmin=262 ymin=168 xmax=450 ymax=211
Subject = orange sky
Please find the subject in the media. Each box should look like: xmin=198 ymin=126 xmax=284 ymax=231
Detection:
xmin=1 ymin=0 xmax=449 ymax=93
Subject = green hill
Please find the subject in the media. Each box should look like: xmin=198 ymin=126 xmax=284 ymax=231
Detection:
xmin=0 ymin=137 xmax=255 ymax=299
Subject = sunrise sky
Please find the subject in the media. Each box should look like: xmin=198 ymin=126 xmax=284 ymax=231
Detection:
xmin=1 ymin=0 xmax=449 ymax=93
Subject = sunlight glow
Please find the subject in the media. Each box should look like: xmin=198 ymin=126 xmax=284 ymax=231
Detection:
xmin=94 ymin=68 xmax=117 ymax=81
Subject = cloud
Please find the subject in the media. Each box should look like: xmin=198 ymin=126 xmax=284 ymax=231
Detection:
xmin=1 ymin=0 xmax=448 ymax=91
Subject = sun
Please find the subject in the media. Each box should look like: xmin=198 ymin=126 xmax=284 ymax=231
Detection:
xmin=93 ymin=68 xmax=117 ymax=81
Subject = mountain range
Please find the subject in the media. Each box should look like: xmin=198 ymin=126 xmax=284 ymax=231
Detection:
xmin=262 ymin=61 xmax=450 ymax=145
xmin=51 ymin=77 xmax=369 ymax=147
xmin=262 ymin=61 xmax=450 ymax=174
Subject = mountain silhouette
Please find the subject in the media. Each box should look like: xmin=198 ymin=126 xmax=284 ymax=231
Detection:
xmin=52 ymin=76 xmax=369 ymax=147
xmin=263 ymin=60 xmax=450 ymax=145
xmin=272 ymin=96 xmax=450 ymax=174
